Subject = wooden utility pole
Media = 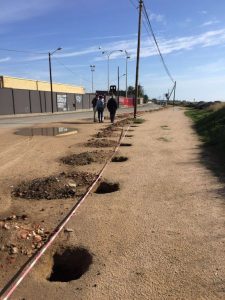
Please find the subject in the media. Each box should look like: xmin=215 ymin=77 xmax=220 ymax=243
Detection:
xmin=173 ymin=81 xmax=176 ymax=106
xmin=117 ymin=66 xmax=120 ymax=108
xmin=134 ymin=0 xmax=143 ymax=118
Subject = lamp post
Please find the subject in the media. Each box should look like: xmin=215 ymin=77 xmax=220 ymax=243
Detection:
xmin=124 ymin=50 xmax=130 ymax=98
xmin=90 ymin=65 xmax=95 ymax=93
xmin=102 ymin=49 xmax=123 ymax=93
xmin=48 ymin=47 xmax=62 ymax=113
xmin=117 ymin=66 xmax=126 ymax=108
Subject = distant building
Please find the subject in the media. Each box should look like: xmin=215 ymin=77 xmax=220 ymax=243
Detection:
xmin=0 ymin=75 xmax=92 ymax=115
xmin=0 ymin=75 xmax=85 ymax=94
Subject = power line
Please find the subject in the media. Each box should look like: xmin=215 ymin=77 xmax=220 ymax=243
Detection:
xmin=128 ymin=0 xmax=138 ymax=9
xmin=53 ymin=57 xmax=91 ymax=84
xmin=0 ymin=48 xmax=46 ymax=55
xmin=142 ymin=2 xmax=175 ymax=83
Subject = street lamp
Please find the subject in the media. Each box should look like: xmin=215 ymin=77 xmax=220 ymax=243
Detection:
xmin=102 ymin=49 xmax=123 ymax=93
xmin=117 ymin=66 xmax=126 ymax=108
xmin=48 ymin=47 xmax=62 ymax=113
xmin=90 ymin=65 xmax=95 ymax=93
xmin=124 ymin=50 xmax=130 ymax=98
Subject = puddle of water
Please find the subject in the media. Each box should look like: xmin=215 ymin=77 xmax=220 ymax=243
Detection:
xmin=15 ymin=127 xmax=78 ymax=137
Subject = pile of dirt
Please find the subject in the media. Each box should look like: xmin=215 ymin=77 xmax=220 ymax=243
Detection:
xmin=12 ymin=171 xmax=97 ymax=200
xmin=61 ymin=151 xmax=113 ymax=166
xmin=95 ymin=126 xmax=121 ymax=138
xmin=85 ymin=138 xmax=118 ymax=148
xmin=0 ymin=214 xmax=50 ymax=260
xmin=114 ymin=118 xmax=132 ymax=127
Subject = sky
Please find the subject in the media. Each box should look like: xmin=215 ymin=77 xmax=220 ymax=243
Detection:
xmin=0 ymin=0 xmax=225 ymax=101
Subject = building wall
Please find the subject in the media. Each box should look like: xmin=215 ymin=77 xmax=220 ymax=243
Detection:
xmin=0 ymin=89 xmax=14 ymax=115
xmin=0 ymin=88 xmax=96 ymax=115
xmin=0 ymin=76 xmax=85 ymax=94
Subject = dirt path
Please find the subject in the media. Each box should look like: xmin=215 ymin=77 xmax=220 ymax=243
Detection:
xmin=3 ymin=108 xmax=225 ymax=299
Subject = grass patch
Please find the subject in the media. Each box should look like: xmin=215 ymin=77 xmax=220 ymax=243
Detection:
xmin=185 ymin=108 xmax=225 ymax=146
xmin=157 ymin=137 xmax=171 ymax=142
xmin=161 ymin=125 xmax=170 ymax=130
xmin=185 ymin=107 xmax=225 ymax=178
xmin=133 ymin=118 xmax=145 ymax=124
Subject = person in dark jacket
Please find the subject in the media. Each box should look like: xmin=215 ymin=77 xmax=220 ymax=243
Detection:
xmin=92 ymin=94 xmax=98 ymax=122
xmin=107 ymin=94 xmax=118 ymax=124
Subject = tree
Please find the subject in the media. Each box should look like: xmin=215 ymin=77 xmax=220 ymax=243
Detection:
xmin=127 ymin=85 xmax=135 ymax=96
xmin=138 ymin=84 xmax=144 ymax=97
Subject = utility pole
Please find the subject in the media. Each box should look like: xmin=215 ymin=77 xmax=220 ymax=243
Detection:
xmin=48 ymin=53 xmax=53 ymax=113
xmin=90 ymin=65 xmax=95 ymax=93
xmin=173 ymin=81 xmax=176 ymax=106
xmin=134 ymin=0 xmax=143 ymax=118
xmin=117 ymin=66 xmax=120 ymax=108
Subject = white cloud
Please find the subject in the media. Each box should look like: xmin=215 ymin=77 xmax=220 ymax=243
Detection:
xmin=98 ymin=28 xmax=225 ymax=60
xmin=150 ymin=13 xmax=165 ymax=23
xmin=200 ymin=10 xmax=208 ymax=15
xmin=23 ymin=28 xmax=225 ymax=64
xmin=0 ymin=0 xmax=62 ymax=24
xmin=0 ymin=57 xmax=11 ymax=63
xmin=201 ymin=20 xmax=220 ymax=27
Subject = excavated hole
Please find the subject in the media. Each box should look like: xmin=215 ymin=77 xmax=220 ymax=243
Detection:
xmin=126 ymin=135 xmax=133 ymax=137
xmin=120 ymin=143 xmax=132 ymax=147
xmin=48 ymin=247 xmax=93 ymax=282
xmin=95 ymin=181 xmax=120 ymax=194
xmin=111 ymin=156 xmax=128 ymax=162
xmin=131 ymin=125 xmax=138 ymax=128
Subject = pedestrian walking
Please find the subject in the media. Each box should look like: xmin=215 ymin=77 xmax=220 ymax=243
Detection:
xmin=96 ymin=95 xmax=105 ymax=123
xmin=91 ymin=94 xmax=98 ymax=122
xmin=107 ymin=94 xmax=118 ymax=124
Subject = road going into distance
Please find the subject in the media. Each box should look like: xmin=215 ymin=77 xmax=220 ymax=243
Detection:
xmin=1 ymin=107 xmax=222 ymax=299
xmin=0 ymin=104 xmax=157 ymax=128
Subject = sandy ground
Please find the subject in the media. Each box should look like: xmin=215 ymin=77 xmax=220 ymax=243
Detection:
xmin=1 ymin=107 xmax=225 ymax=299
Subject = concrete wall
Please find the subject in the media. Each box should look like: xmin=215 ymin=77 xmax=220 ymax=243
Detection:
xmin=0 ymin=88 xmax=95 ymax=115
xmin=13 ymin=89 xmax=31 ymax=114
xmin=0 ymin=89 xmax=14 ymax=115
xmin=30 ymin=91 xmax=41 ymax=113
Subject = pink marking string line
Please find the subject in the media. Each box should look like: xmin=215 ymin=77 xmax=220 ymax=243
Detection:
xmin=0 ymin=124 xmax=131 ymax=300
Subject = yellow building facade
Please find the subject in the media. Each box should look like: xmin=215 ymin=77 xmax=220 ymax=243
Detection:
xmin=0 ymin=75 xmax=85 ymax=94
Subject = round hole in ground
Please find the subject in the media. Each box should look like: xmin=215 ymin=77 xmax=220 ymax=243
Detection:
xmin=120 ymin=143 xmax=132 ymax=147
xmin=111 ymin=156 xmax=128 ymax=162
xmin=95 ymin=181 xmax=120 ymax=194
xmin=48 ymin=247 xmax=93 ymax=282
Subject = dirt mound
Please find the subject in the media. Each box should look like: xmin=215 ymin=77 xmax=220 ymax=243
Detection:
xmin=12 ymin=171 xmax=97 ymax=200
xmin=85 ymin=138 xmax=118 ymax=148
xmin=0 ymin=215 xmax=50 ymax=259
xmin=61 ymin=151 xmax=113 ymax=166
xmin=115 ymin=118 xmax=132 ymax=127
xmin=95 ymin=125 xmax=122 ymax=138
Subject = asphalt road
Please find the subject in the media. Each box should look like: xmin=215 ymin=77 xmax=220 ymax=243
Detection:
xmin=0 ymin=103 xmax=158 ymax=128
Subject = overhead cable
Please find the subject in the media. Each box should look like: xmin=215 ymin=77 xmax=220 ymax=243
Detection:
xmin=142 ymin=2 xmax=175 ymax=83
xmin=0 ymin=48 xmax=46 ymax=55
xmin=128 ymin=0 xmax=139 ymax=9
xmin=54 ymin=57 xmax=91 ymax=84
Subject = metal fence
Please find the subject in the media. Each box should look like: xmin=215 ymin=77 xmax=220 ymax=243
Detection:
xmin=0 ymin=88 xmax=96 ymax=115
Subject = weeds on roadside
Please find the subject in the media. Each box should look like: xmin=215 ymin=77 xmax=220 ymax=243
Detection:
xmin=133 ymin=118 xmax=145 ymax=124
xmin=185 ymin=106 xmax=225 ymax=178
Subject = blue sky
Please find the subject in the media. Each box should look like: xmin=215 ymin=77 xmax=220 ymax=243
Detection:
xmin=1 ymin=0 xmax=225 ymax=101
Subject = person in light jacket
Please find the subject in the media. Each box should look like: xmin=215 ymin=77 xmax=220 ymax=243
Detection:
xmin=96 ymin=95 xmax=105 ymax=123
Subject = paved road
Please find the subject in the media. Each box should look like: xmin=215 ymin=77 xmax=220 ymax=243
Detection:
xmin=0 ymin=104 xmax=158 ymax=128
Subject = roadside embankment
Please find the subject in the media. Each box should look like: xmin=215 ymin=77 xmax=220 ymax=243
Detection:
xmin=185 ymin=103 xmax=225 ymax=179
